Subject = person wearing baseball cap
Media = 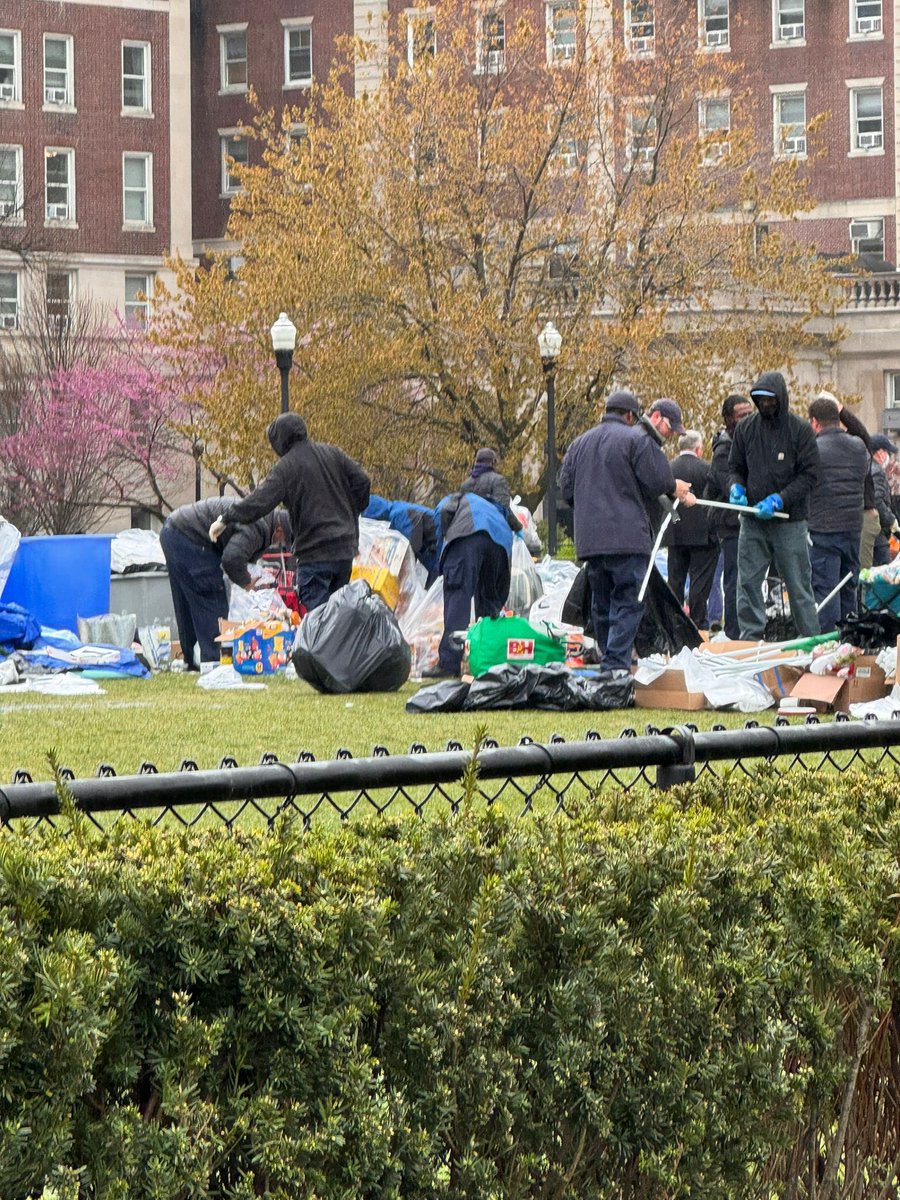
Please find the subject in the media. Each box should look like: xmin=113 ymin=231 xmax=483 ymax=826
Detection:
xmin=647 ymin=398 xmax=687 ymax=440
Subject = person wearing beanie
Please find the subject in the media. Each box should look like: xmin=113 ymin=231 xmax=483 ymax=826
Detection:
xmin=208 ymin=412 xmax=370 ymax=613
xmin=559 ymin=389 xmax=695 ymax=680
xmin=703 ymin=392 xmax=753 ymax=637
xmin=869 ymin=434 xmax=900 ymax=564
xmin=459 ymin=447 xmax=523 ymax=534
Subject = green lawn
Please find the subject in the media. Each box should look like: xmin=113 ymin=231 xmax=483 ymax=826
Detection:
xmin=0 ymin=670 xmax=763 ymax=783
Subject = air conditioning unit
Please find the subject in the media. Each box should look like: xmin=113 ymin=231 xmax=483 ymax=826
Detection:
xmin=858 ymin=130 xmax=883 ymax=149
xmin=48 ymin=313 xmax=69 ymax=332
xmin=703 ymin=139 xmax=730 ymax=163
xmin=779 ymin=22 xmax=804 ymax=40
xmin=851 ymin=219 xmax=883 ymax=243
xmin=0 ymin=82 xmax=15 ymax=101
xmin=0 ymin=314 xmax=17 ymax=330
xmin=782 ymin=135 xmax=806 ymax=155
xmin=631 ymin=144 xmax=655 ymax=165
xmin=631 ymin=35 xmax=654 ymax=53
xmin=45 ymin=86 xmax=68 ymax=105
xmin=856 ymin=16 xmax=882 ymax=33
xmin=705 ymin=27 xmax=729 ymax=46
xmin=46 ymin=202 xmax=70 ymax=220
xmin=484 ymin=48 xmax=504 ymax=71
xmin=0 ymin=200 xmax=14 ymax=218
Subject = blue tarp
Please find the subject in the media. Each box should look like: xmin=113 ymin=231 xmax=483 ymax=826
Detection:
xmin=0 ymin=602 xmax=41 ymax=650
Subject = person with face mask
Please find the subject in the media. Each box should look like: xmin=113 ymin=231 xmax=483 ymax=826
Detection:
xmin=704 ymin=392 xmax=753 ymax=638
xmin=728 ymin=371 xmax=820 ymax=639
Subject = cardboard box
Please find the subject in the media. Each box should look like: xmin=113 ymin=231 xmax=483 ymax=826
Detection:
xmin=788 ymin=672 xmax=845 ymax=713
xmin=789 ymin=656 xmax=888 ymax=713
xmin=233 ymin=620 xmax=292 ymax=676
xmin=754 ymin=663 xmax=805 ymax=698
xmin=635 ymin=670 xmax=707 ymax=710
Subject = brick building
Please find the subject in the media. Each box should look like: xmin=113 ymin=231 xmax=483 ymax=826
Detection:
xmin=2 ymin=0 xmax=899 ymax=431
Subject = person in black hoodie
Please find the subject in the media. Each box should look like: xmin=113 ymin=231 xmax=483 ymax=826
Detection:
xmin=704 ymin=393 xmax=753 ymax=638
xmin=728 ymin=370 xmax=820 ymax=638
xmin=209 ymin=413 xmax=370 ymax=613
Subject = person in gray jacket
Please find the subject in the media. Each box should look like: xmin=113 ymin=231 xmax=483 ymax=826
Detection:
xmin=160 ymin=498 xmax=291 ymax=667
xmin=459 ymin=448 xmax=523 ymax=533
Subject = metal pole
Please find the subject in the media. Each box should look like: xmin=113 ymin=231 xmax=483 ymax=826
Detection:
xmin=545 ymin=361 xmax=558 ymax=556
xmin=275 ymin=350 xmax=293 ymax=414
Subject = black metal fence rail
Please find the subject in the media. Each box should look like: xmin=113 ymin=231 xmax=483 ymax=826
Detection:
xmin=2 ymin=717 xmax=900 ymax=830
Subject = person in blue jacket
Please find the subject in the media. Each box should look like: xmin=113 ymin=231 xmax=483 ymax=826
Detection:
xmin=429 ymin=491 xmax=515 ymax=677
xmin=363 ymin=495 xmax=438 ymax=583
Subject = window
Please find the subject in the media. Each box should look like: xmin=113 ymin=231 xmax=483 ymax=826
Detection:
xmin=627 ymin=0 xmax=654 ymax=54
xmin=773 ymin=90 xmax=807 ymax=156
xmin=406 ymin=11 xmax=436 ymax=67
xmin=0 ymin=272 xmax=18 ymax=330
xmin=0 ymin=30 xmax=21 ymax=103
xmin=547 ymin=3 xmax=576 ymax=62
xmin=45 ymin=148 xmax=74 ymax=223
xmin=220 ymin=133 xmax=248 ymax=194
xmin=122 ymin=42 xmax=150 ymax=112
xmin=851 ymin=85 xmax=883 ymax=151
xmin=0 ymin=145 xmax=22 ymax=220
xmin=123 ymin=153 xmax=152 ymax=226
xmin=46 ymin=272 xmax=71 ymax=330
xmin=852 ymin=0 xmax=882 ymax=36
xmin=219 ymin=27 xmax=247 ymax=92
xmin=478 ymin=10 xmax=505 ymax=72
xmin=549 ymin=241 xmax=580 ymax=299
xmin=699 ymin=96 xmax=730 ymax=161
xmin=699 ymin=0 xmax=729 ymax=48
xmin=774 ymin=0 xmax=804 ymax=42
xmin=555 ymin=134 xmax=585 ymax=171
xmin=44 ymin=34 xmax=73 ymax=107
xmin=627 ymin=105 xmax=657 ymax=166
xmin=886 ymin=373 xmax=900 ymax=409
xmin=283 ymin=22 xmax=312 ymax=87
xmin=124 ymin=274 xmax=151 ymax=327
xmin=850 ymin=218 xmax=884 ymax=256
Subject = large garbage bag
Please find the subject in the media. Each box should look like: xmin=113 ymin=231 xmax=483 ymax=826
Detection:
xmin=561 ymin=565 xmax=701 ymax=658
xmin=462 ymin=663 xmax=635 ymax=711
xmin=292 ymin=580 xmax=411 ymax=693
xmin=405 ymin=677 xmax=471 ymax=713
xmin=506 ymin=536 xmax=543 ymax=616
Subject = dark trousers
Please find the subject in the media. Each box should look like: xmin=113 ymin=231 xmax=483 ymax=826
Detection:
xmin=296 ymin=559 xmax=353 ymax=613
xmin=721 ymin=536 xmax=740 ymax=640
xmin=439 ymin=532 xmax=510 ymax=673
xmin=666 ymin=543 xmax=719 ymax=630
xmin=159 ymin=522 xmax=227 ymax=665
xmin=706 ymin=551 xmax=724 ymax=625
xmin=874 ymin=535 xmax=891 ymax=567
xmin=585 ymin=552 xmax=647 ymax=671
xmin=809 ymin=529 xmax=860 ymax=633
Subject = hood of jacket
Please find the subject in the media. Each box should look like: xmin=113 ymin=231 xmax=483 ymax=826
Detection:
xmin=711 ymin=429 xmax=731 ymax=452
xmin=750 ymin=371 xmax=789 ymax=420
xmin=267 ymin=413 xmax=308 ymax=457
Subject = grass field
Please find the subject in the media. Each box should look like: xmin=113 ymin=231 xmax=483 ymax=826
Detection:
xmin=0 ymin=669 xmax=763 ymax=783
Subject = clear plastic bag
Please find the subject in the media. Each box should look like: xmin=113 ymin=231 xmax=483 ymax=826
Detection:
xmin=506 ymin=536 xmax=543 ymax=616
xmin=0 ymin=519 xmax=20 ymax=603
xmin=398 ymin=576 xmax=444 ymax=677
xmin=227 ymin=586 xmax=289 ymax=624
xmin=352 ymin=517 xmax=424 ymax=620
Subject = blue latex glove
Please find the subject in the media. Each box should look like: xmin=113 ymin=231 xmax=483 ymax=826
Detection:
xmin=729 ymin=484 xmax=748 ymax=506
xmin=755 ymin=493 xmax=783 ymax=520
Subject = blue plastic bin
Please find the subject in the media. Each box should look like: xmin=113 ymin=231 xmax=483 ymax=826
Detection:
xmin=2 ymin=535 xmax=113 ymax=632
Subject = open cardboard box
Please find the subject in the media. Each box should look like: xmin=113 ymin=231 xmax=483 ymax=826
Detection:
xmin=789 ymin=655 xmax=888 ymax=713
xmin=634 ymin=669 xmax=707 ymax=710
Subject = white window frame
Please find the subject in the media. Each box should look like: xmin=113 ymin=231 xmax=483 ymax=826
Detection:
xmin=886 ymin=373 xmax=900 ymax=410
xmin=699 ymin=95 xmax=731 ymax=162
xmin=771 ymin=85 xmax=807 ymax=158
xmin=849 ymin=0 xmax=882 ymax=38
xmin=220 ymin=130 xmax=249 ymax=196
xmin=0 ymin=270 xmax=19 ymax=331
xmin=124 ymin=273 xmax=152 ymax=327
xmin=44 ymin=147 xmax=75 ymax=225
xmin=476 ymin=9 xmax=506 ymax=73
xmin=218 ymin=23 xmax=248 ymax=94
xmin=43 ymin=34 xmax=74 ymax=109
xmin=0 ymin=143 xmax=23 ymax=222
xmin=282 ymin=19 xmax=313 ymax=90
xmin=848 ymin=80 xmax=884 ymax=155
xmin=122 ymin=152 xmax=153 ymax=228
xmin=0 ymin=29 xmax=22 ymax=105
xmin=46 ymin=270 xmax=73 ymax=331
xmin=850 ymin=217 xmax=884 ymax=256
xmin=626 ymin=0 xmax=655 ymax=56
xmin=546 ymin=2 xmax=577 ymax=64
xmin=698 ymin=0 xmax=729 ymax=50
xmin=405 ymin=8 xmax=436 ymax=67
xmin=772 ymin=0 xmax=805 ymax=45
xmin=626 ymin=102 xmax=657 ymax=167
xmin=122 ymin=41 xmax=151 ymax=114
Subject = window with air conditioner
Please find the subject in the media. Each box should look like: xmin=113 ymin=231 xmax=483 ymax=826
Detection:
xmin=43 ymin=34 xmax=73 ymax=107
xmin=46 ymin=272 xmax=71 ymax=331
xmin=477 ymin=11 xmax=505 ymax=72
xmin=852 ymin=86 xmax=883 ymax=151
xmin=774 ymin=92 xmax=806 ymax=156
xmin=283 ymin=23 xmax=312 ymax=87
xmin=0 ymin=272 xmax=18 ymax=330
xmin=852 ymin=0 xmax=882 ymax=35
xmin=774 ymin=0 xmax=804 ymax=42
xmin=699 ymin=96 xmax=730 ymax=161
xmin=122 ymin=41 xmax=150 ymax=112
xmin=123 ymin=153 xmax=152 ymax=226
xmin=850 ymin=217 xmax=884 ymax=256
xmin=627 ymin=107 xmax=657 ymax=166
xmin=45 ymin=148 xmax=74 ymax=223
xmin=627 ymin=0 xmax=654 ymax=54
xmin=0 ymin=144 xmax=22 ymax=220
xmin=125 ymin=274 xmax=151 ymax=328
xmin=0 ymin=30 xmax=21 ymax=103
xmin=407 ymin=11 xmax=436 ymax=67
xmin=220 ymin=132 xmax=248 ymax=195
xmin=547 ymin=3 xmax=576 ymax=63
xmin=700 ymin=0 xmax=729 ymax=48
xmin=218 ymin=26 xmax=247 ymax=92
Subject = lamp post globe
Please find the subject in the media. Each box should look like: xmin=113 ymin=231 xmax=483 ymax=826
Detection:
xmin=537 ymin=321 xmax=562 ymax=555
xmin=270 ymin=312 xmax=297 ymax=414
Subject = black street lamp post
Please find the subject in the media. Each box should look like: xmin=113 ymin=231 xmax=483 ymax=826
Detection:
xmin=270 ymin=312 xmax=298 ymax=414
xmin=537 ymin=321 xmax=563 ymax=556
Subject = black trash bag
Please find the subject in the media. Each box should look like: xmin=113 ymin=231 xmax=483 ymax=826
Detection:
xmin=292 ymin=579 xmax=411 ymax=693
xmin=574 ymin=674 xmax=635 ymax=710
xmin=838 ymin=610 xmax=900 ymax=652
xmin=464 ymin=664 xmax=540 ymax=710
xmin=405 ymin=678 xmax=471 ymax=713
xmin=561 ymin=565 xmax=701 ymax=657
xmin=529 ymin=662 xmax=585 ymax=710
xmin=462 ymin=663 xmax=633 ymax=711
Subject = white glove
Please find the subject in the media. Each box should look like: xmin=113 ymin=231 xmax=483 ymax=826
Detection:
xmin=208 ymin=517 xmax=227 ymax=543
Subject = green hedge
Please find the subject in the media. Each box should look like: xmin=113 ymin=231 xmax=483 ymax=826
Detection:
xmin=4 ymin=768 xmax=900 ymax=1199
